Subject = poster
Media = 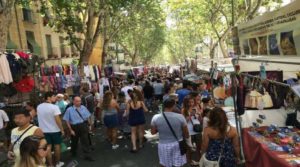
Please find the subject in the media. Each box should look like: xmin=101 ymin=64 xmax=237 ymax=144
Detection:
xmin=237 ymin=1 xmax=300 ymax=56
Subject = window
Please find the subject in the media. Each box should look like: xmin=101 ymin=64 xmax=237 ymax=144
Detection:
xmin=59 ymin=36 xmax=65 ymax=56
xmin=45 ymin=35 xmax=52 ymax=57
xmin=22 ymin=8 xmax=35 ymax=23
xmin=26 ymin=31 xmax=41 ymax=54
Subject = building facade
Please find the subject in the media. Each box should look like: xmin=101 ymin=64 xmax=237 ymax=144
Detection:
xmin=6 ymin=4 xmax=86 ymax=66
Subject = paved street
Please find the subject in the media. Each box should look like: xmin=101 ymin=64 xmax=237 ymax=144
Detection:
xmin=61 ymin=112 xmax=161 ymax=167
xmin=1 ymin=112 xmax=191 ymax=167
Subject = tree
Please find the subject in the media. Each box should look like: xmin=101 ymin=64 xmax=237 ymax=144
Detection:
xmin=116 ymin=0 xmax=166 ymax=65
xmin=166 ymin=0 xmax=284 ymax=60
xmin=39 ymin=0 xmax=159 ymax=66
xmin=0 ymin=0 xmax=16 ymax=49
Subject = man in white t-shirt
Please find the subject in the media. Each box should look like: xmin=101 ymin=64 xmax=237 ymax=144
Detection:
xmin=121 ymin=80 xmax=134 ymax=101
xmin=37 ymin=92 xmax=65 ymax=167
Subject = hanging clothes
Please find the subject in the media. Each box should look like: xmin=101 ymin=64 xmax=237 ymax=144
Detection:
xmin=89 ymin=65 xmax=95 ymax=81
xmin=13 ymin=76 xmax=35 ymax=93
xmin=6 ymin=53 xmax=22 ymax=81
xmin=83 ymin=65 xmax=90 ymax=78
xmin=99 ymin=77 xmax=110 ymax=98
xmin=0 ymin=53 xmax=13 ymax=84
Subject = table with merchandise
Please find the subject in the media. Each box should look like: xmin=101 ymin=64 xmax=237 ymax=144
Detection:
xmin=243 ymin=126 xmax=300 ymax=167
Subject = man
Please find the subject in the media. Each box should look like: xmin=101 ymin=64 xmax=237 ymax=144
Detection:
xmin=143 ymin=81 xmax=154 ymax=111
xmin=151 ymin=99 xmax=189 ymax=167
xmin=63 ymin=96 xmax=94 ymax=161
xmin=37 ymin=92 xmax=65 ymax=167
xmin=121 ymin=80 xmax=133 ymax=101
xmin=81 ymin=86 xmax=95 ymax=130
xmin=7 ymin=109 xmax=44 ymax=167
xmin=176 ymin=80 xmax=192 ymax=106
xmin=0 ymin=108 xmax=9 ymax=150
xmin=198 ymin=80 xmax=210 ymax=99
xmin=153 ymin=79 xmax=164 ymax=102
xmin=55 ymin=94 xmax=67 ymax=115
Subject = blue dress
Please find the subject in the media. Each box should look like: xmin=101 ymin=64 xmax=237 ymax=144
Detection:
xmin=205 ymin=138 xmax=236 ymax=167
xmin=128 ymin=107 xmax=145 ymax=126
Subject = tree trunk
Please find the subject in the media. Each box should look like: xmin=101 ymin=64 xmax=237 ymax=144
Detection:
xmin=0 ymin=1 xmax=16 ymax=49
xmin=219 ymin=39 xmax=228 ymax=58
xmin=101 ymin=39 xmax=109 ymax=69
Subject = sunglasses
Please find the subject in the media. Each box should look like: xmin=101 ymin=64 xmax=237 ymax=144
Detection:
xmin=38 ymin=145 xmax=48 ymax=151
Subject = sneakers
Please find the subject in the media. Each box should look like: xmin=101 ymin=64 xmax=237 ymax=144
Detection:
xmin=112 ymin=144 xmax=119 ymax=149
xmin=55 ymin=161 xmax=65 ymax=167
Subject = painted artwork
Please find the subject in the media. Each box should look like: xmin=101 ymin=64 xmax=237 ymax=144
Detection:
xmin=249 ymin=38 xmax=258 ymax=55
xmin=258 ymin=36 xmax=267 ymax=55
xmin=268 ymin=34 xmax=280 ymax=55
xmin=280 ymin=31 xmax=297 ymax=55
xmin=243 ymin=39 xmax=250 ymax=55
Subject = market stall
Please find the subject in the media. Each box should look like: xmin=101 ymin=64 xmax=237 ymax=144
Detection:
xmin=231 ymin=1 xmax=300 ymax=165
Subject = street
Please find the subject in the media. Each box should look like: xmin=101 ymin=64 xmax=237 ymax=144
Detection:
xmin=62 ymin=112 xmax=161 ymax=167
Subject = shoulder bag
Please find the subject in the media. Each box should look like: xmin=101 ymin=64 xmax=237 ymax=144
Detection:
xmin=74 ymin=107 xmax=89 ymax=125
xmin=11 ymin=125 xmax=34 ymax=150
xmin=190 ymin=116 xmax=202 ymax=133
xmin=162 ymin=112 xmax=187 ymax=155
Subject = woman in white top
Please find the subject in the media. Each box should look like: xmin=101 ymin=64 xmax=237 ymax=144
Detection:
xmin=181 ymin=95 xmax=202 ymax=166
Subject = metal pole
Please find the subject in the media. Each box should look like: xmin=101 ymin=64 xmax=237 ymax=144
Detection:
xmin=231 ymin=73 xmax=246 ymax=165
xmin=238 ymin=58 xmax=300 ymax=66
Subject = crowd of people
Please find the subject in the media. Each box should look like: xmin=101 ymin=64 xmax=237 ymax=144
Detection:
xmin=0 ymin=71 xmax=241 ymax=167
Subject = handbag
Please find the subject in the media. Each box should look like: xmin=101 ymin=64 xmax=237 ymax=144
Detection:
xmin=245 ymin=90 xmax=262 ymax=108
xmin=162 ymin=112 xmax=187 ymax=155
xmin=199 ymin=138 xmax=226 ymax=167
xmin=262 ymin=89 xmax=273 ymax=108
xmin=190 ymin=116 xmax=202 ymax=133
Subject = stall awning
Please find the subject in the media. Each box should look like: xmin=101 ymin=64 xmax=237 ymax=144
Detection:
xmin=27 ymin=38 xmax=41 ymax=55
xmin=6 ymin=39 xmax=18 ymax=50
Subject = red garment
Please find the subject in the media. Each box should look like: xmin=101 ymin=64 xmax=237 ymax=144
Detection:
xmin=13 ymin=76 xmax=35 ymax=92
xmin=16 ymin=52 xmax=30 ymax=59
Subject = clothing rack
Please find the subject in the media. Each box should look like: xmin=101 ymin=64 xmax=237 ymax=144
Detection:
xmin=241 ymin=73 xmax=290 ymax=88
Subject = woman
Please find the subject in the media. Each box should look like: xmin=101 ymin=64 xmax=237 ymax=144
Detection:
xmin=102 ymin=91 xmax=120 ymax=149
xmin=127 ymin=89 xmax=148 ymax=153
xmin=181 ymin=96 xmax=202 ymax=166
xmin=18 ymin=135 xmax=48 ymax=167
xmin=25 ymin=102 xmax=38 ymax=126
xmin=201 ymin=107 xmax=240 ymax=167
